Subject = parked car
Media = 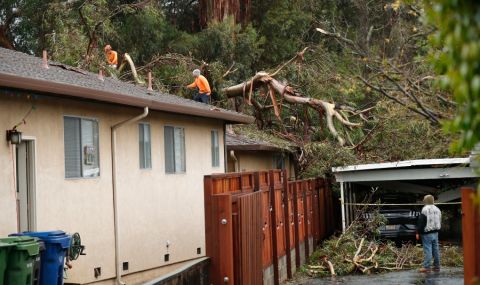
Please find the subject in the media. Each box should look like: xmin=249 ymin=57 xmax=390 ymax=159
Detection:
xmin=377 ymin=209 xmax=420 ymax=242
xmin=362 ymin=208 xmax=420 ymax=245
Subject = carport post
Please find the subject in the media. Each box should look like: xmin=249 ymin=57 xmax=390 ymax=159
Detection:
xmin=340 ymin=182 xmax=346 ymax=232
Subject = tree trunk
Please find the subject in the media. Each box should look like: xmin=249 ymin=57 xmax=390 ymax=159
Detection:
xmin=199 ymin=0 xmax=251 ymax=27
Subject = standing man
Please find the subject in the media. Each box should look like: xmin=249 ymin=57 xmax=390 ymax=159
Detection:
xmin=186 ymin=69 xmax=211 ymax=104
xmin=416 ymin=194 xmax=442 ymax=273
xmin=104 ymin=44 xmax=118 ymax=69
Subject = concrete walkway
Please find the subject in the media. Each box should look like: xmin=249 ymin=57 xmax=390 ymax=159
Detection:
xmin=287 ymin=267 xmax=463 ymax=285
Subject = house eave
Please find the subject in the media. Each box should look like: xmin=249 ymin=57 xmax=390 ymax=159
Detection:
xmin=0 ymin=73 xmax=255 ymax=124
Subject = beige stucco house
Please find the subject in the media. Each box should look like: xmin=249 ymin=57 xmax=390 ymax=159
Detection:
xmin=0 ymin=47 xmax=253 ymax=284
xmin=226 ymin=129 xmax=296 ymax=179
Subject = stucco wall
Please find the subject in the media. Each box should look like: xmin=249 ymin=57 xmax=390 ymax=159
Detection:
xmin=0 ymin=91 xmax=225 ymax=284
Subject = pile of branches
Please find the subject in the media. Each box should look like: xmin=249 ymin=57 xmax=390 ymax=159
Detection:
xmin=306 ymin=209 xmax=419 ymax=277
xmin=305 ymin=209 xmax=463 ymax=277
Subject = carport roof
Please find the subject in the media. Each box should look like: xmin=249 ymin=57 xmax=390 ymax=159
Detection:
xmin=332 ymin=158 xmax=470 ymax=172
xmin=332 ymin=157 xmax=478 ymax=182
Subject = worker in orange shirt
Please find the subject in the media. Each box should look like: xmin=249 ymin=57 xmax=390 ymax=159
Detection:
xmin=104 ymin=44 xmax=118 ymax=69
xmin=186 ymin=69 xmax=211 ymax=104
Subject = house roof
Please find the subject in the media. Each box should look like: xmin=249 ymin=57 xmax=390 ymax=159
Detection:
xmin=226 ymin=132 xmax=288 ymax=152
xmin=0 ymin=48 xmax=254 ymax=124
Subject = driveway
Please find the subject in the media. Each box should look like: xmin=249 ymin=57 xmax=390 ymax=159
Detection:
xmin=286 ymin=267 xmax=463 ymax=285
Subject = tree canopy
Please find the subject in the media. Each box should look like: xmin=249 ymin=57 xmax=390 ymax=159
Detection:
xmin=0 ymin=0 xmax=463 ymax=177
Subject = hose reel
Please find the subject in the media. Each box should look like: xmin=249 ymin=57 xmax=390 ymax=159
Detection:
xmin=68 ymin=232 xmax=86 ymax=261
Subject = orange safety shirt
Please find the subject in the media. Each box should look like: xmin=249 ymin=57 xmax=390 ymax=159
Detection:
xmin=187 ymin=75 xmax=211 ymax=95
xmin=106 ymin=50 xmax=118 ymax=65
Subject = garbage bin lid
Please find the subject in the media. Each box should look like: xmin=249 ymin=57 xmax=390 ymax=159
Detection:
xmin=21 ymin=230 xmax=66 ymax=238
xmin=2 ymin=236 xmax=39 ymax=256
xmin=0 ymin=241 xmax=12 ymax=248
xmin=21 ymin=231 xmax=71 ymax=248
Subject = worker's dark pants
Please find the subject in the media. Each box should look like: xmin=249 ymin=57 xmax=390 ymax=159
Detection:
xmin=194 ymin=93 xmax=210 ymax=104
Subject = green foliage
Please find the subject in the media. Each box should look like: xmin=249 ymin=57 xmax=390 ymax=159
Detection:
xmin=300 ymin=142 xmax=358 ymax=178
xmin=113 ymin=4 xmax=180 ymax=64
xmin=43 ymin=3 xmax=89 ymax=66
xmin=0 ymin=0 xmax=53 ymax=52
xmin=194 ymin=19 xmax=264 ymax=80
xmin=0 ymin=0 xmax=461 ymax=179
xmin=425 ymin=1 xmax=480 ymax=206
xmin=259 ymin=0 xmax=311 ymax=65
xmin=425 ymin=2 xmax=480 ymax=152
xmin=362 ymin=102 xmax=452 ymax=161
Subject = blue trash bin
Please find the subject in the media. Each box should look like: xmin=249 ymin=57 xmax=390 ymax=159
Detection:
xmin=11 ymin=231 xmax=71 ymax=285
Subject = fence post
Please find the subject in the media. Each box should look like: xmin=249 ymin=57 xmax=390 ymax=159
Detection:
xmin=269 ymin=171 xmax=280 ymax=285
xmin=303 ymin=181 xmax=310 ymax=259
xmin=462 ymin=187 xmax=480 ymax=285
xmin=318 ymin=179 xmax=326 ymax=241
xmin=312 ymin=179 xmax=320 ymax=246
xmin=293 ymin=182 xmax=301 ymax=267
xmin=282 ymin=169 xmax=293 ymax=279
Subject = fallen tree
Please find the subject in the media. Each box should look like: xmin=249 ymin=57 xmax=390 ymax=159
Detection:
xmin=222 ymin=48 xmax=369 ymax=146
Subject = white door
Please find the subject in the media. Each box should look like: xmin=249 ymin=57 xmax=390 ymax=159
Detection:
xmin=16 ymin=140 xmax=36 ymax=232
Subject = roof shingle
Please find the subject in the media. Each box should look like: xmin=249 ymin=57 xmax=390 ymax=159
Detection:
xmin=0 ymin=48 xmax=253 ymax=123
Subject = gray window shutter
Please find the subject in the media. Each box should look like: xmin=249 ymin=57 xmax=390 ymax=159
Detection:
xmin=64 ymin=117 xmax=81 ymax=178
xmin=164 ymin=126 xmax=175 ymax=173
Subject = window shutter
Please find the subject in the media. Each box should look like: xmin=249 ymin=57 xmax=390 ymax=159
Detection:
xmin=64 ymin=117 xmax=81 ymax=178
xmin=164 ymin=126 xmax=175 ymax=173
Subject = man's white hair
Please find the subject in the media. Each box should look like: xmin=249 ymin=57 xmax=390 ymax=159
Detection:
xmin=192 ymin=69 xmax=201 ymax=76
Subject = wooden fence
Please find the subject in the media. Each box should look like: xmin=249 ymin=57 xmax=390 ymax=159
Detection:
xmin=204 ymin=170 xmax=335 ymax=285
xmin=461 ymin=187 xmax=480 ymax=285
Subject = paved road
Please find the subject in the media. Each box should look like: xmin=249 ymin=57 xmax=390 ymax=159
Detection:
xmin=287 ymin=267 xmax=463 ymax=285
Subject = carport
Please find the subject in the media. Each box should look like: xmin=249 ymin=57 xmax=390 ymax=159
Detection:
xmin=331 ymin=157 xmax=478 ymax=233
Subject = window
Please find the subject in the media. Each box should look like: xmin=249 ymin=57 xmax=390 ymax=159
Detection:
xmin=211 ymin=130 xmax=220 ymax=167
xmin=164 ymin=126 xmax=186 ymax=173
xmin=273 ymin=153 xmax=285 ymax=170
xmin=64 ymin=116 xmax=100 ymax=178
xmin=139 ymin=123 xmax=152 ymax=169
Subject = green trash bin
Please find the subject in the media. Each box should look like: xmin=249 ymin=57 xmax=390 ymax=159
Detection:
xmin=1 ymin=236 xmax=39 ymax=285
xmin=0 ymin=240 xmax=13 ymax=285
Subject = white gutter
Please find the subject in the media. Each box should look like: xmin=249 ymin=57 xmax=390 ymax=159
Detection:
xmin=111 ymin=107 xmax=149 ymax=285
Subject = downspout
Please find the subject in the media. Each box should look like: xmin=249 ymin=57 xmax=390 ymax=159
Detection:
xmin=223 ymin=123 xmax=227 ymax=173
xmin=229 ymin=150 xmax=238 ymax=172
xmin=111 ymin=107 xmax=149 ymax=285
xmin=340 ymin=182 xmax=346 ymax=233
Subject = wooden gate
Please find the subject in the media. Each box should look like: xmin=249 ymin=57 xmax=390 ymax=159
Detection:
xmin=235 ymin=192 xmax=263 ymax=285
xmin=204 ymin=170 xmax=335 ymax=285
